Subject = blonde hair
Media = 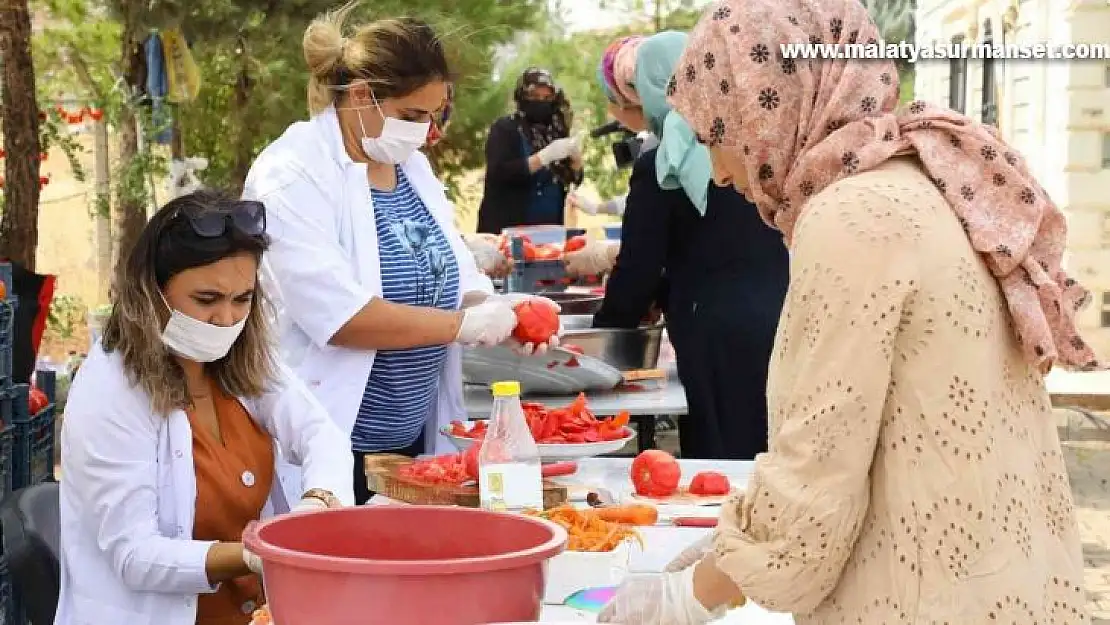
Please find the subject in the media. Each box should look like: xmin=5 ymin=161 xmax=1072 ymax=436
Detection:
xmin=101 ymin=191 xmax=277 ymax=416
xmin=303 ymin=1 xmax=452 ymax=115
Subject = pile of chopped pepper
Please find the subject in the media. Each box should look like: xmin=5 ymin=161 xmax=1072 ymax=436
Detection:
xmin=449 ymin=393 xmax=630 ymax=444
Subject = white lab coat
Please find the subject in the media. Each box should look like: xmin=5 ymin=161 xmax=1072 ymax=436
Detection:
xmin=54 ymin=344 xmax=354 ymax=625
xmin=242 ymin=105 xmax=492 ymax=462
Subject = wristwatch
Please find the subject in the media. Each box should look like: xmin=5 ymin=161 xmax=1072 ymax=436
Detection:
xmin=301 ymin=488 xmax=340 ymax=508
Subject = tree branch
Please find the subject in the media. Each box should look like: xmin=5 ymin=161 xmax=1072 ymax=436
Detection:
xmin=65 ymin=42 xmax=105 ymax=102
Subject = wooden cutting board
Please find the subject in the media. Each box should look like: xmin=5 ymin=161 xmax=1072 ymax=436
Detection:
xmin=622 ymin=368 xmax=665 ymax=382
xmin=630 ymin=487 xmax=738 ymax=506
xmin=363 ymin=454 xmax=568 ymax=509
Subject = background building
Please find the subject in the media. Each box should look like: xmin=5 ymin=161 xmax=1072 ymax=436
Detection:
xmin=915 ymin=0 xmax=1110 ymax=356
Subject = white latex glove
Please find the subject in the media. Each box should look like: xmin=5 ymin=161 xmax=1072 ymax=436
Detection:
xmin=664 ymin=534 xmax=715 ymax=573
xmin=243 ymin=546 xmax=264 ymax=575
xmin=564 ymin=239 xmax=618 ymax=277
xmin=569 ymin=132 xmax=585 ymax=159
xmin=568 ymin=191 xmax=600 ymax=216
xmin=488 ymin=293 xmax=563 ymax=355
xmin=598 ymin=566 xmax=727 ymax=625
xmin=464 ymin=233 xmax=512 ymax=278
xmin=601 ymin=195 xmax=627 ymax=216
xmin=455 ymin=298 xmax=518 ymax=347
xmin=537 ymin=134 xmax=583 ymax=165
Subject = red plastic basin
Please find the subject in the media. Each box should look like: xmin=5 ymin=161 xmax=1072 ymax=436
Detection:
xmin=243 ymin=506 xmax=567 ymax=625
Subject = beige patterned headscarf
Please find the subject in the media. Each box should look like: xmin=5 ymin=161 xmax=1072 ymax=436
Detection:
xmin=667 ymin=0 xmax=1101 ymax=372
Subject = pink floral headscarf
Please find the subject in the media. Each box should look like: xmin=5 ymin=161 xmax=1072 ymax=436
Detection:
xmin=667 ymin=0 xmax=1101 ymax=372
xmin=612 ymin=37 xmax=644 ymax=106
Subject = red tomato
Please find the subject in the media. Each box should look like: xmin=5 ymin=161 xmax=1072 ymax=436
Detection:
xmin=28 ymin=387 xmax=49 ymax=414
xmin=689 ymin=471 xmax=731 ymax=496
xmin=564 ymin=235 xmax=588 ymax=253
xmin=512 ymin=300 xmax=560 ymax=345
xmin=521 ymin=241 xmax=538 ymax=261
xmin=631 ymin=450 xmax=681 ymax=497
xmin=532 ymin=244 xmax=562 ymax=261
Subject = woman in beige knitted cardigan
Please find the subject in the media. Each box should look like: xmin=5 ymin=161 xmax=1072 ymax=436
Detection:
xmin=599 ymin=0 xmax=1099 ymax=623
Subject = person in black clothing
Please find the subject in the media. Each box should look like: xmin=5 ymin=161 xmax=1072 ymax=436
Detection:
xmin=476 ymin=68 xmax=584 ymax=233
xmin=592 ymin=149 xmax=788 ymax=460
xmin=577 ymin=32 xmax=790 ymax=460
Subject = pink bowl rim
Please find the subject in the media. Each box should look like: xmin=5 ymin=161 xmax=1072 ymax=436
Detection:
xmin=243 ymin=505 xmax=569 ymax=576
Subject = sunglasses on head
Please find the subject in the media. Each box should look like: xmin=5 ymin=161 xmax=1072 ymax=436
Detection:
xmin=177 ymin=200 xmax=267 ymax=238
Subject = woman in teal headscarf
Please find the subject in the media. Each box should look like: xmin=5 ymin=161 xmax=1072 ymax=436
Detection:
xmin=570 ymin=31 xmax=790 ymax=460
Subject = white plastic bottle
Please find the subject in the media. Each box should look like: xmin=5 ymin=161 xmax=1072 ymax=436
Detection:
xmin=478 ymin=380 xmax=543 ymax=512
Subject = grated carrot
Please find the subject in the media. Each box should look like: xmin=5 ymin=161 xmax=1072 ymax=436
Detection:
xmin=527 ymin=505 xmax=642 ymax=552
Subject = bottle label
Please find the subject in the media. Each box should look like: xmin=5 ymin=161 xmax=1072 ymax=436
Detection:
xmin=479 ymin=462 xmax=544 ymax=512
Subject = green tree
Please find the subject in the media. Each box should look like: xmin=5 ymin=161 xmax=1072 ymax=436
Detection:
xmin=861 ymin=0 xmax=916 ymax=102
xmin=181 ymin=0 xmax=542 ymax=198
xmin=492 ymin=2 xmax=705 ymax=201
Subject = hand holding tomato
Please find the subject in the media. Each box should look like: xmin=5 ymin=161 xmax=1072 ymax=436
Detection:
xmin=491 ymin=294 xmax=562 ymax=355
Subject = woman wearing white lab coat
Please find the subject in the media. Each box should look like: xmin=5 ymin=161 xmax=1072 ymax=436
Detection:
xmin=55 ymin=191 xmax=353 ymax=625
xmin=243 ymin=7 xmax=558 ymax=504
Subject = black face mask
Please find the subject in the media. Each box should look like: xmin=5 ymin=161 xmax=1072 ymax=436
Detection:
xmin=521 ymin=100 xmax=554 ymax=123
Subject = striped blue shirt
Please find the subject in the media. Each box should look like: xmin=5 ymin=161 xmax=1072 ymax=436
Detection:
xmin=351 ymin=168 xmax=460 ymax=452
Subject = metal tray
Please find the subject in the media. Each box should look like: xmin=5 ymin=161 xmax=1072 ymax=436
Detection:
xmin=542 ymin=292 xmax=604 ymax=316
xmin=461 ymin=346 xmax=623 ymax=395
xmin=559 ymin=314 xmax=664 ymax=371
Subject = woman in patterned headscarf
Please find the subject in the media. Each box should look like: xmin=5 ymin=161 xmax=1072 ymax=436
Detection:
xmin=476 ymin=67 xmax=584 ymax=233
xmin=599 ymin=0 xmax=1096 ymax=624
xmin=572 ymin=31 xmax=788 ymax=461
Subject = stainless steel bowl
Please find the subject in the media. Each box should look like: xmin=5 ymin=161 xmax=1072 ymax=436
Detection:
xmin=559 ymin=314 xmax=664 ymax=371
xmin=541 ymin=292 xmax=604 ymax=316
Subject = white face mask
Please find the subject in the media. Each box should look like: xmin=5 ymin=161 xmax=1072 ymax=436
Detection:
xmin=160 ymin=296 xmax=248 ymax=363
xmin=358 ymin=103 xmax=429 ymax=165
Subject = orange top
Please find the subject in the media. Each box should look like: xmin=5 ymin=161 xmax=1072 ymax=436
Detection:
xmin=189 ymin=385 xmax=275 ymax=625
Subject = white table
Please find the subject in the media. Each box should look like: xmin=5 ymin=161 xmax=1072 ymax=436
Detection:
xmin=367 ymin=459 xmax=792 ymax=624
xmin=1046 ymin=368 xmax=1110 ymax=411
xmin=534 ymin=458 xmax=793 ymax=624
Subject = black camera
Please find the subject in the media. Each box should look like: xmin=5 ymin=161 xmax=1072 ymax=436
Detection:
xmin=590 ymin=120 xmax=645 ymax=169
xmin=611 ymin=135 xmax=646 ymax=169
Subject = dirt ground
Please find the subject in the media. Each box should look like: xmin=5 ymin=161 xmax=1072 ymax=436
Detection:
xmin=1066 ymin=439 xmax=1110 ymax=623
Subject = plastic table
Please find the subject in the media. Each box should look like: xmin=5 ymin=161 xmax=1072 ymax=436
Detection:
xmin=535 ymin=458 xmax=793 ymax=624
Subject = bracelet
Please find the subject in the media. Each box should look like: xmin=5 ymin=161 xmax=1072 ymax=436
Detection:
xmin=301 ymin=488 xmax=340 ymax=508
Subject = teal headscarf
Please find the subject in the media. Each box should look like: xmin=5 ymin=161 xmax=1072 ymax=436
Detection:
xmin=634 ymin=31 xmax=712 ymax=214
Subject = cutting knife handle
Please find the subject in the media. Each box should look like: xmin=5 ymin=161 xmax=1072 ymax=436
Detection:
xmin=541 ymin=461 xmax=579 ymax=478
xmin=670 ymin=517 xmax=718 ymax=528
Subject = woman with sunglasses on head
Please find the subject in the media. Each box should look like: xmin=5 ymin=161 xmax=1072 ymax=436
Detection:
xmin=476 ymin=67 xmax=585 ymax=233
xmin=568 ymin=32 xmax=788 ymax=460
xmin=598 ymin=1 xmax=1096 ymax=623
xmin=244 ymin=2 xmax=559 ymax=506
xmin=55 ymin=190 xmax=352 ymax=625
